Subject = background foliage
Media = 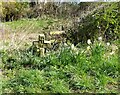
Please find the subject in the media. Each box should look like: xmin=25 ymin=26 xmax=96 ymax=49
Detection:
xmin=0 ymin=2 xmax=119 ymax=93
xmin=66 ymin=2 xmax=119 ymax=45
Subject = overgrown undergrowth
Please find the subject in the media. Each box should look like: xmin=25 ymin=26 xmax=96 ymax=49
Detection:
xmin=1 ymin=39 xmax=119 ymax=93
xmin=0 ymin=2 xmax=119 ymax=93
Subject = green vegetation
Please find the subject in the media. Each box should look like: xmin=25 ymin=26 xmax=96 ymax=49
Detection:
xmin=4 ymin=18 xmax=55 ymax=33
xmin=1 ymin=39 xmax=119 ymax=93
xmin=1 ymin=2 xmax=29 ymax=21
xmin=0 ymin=2 xmax=119 ymax=94
xmin=66 ymin=2 xmax=119 ymax=44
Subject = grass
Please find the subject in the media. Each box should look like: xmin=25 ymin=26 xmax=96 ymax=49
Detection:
xmin=1 ymin=39 xmax=119 ymax=93
xmin=0 ymin=18 xmax=57 ymax=50
xmin=1 ymin=2 xmax=119 ymax=93
xmin=0 ymin=16 xmax=119 ymax=93
xmin=0 ymin=17 xmax=71 ymax=50
xmin=4 ymin=17 xmax=69 ymax=34
xmin=4 ymin=18 xmax=51 ymax=33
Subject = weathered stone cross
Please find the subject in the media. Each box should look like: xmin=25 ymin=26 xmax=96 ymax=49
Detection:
xmin=32 ymin=34 xmax=51 ymax=56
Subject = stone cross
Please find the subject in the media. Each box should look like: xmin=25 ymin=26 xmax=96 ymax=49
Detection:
xmin=49 ymin=31 xmax=66 ymax=50
xmin=50 ymin=30 xmax=65 ymax=43
xmin=32 ymin=34 xmax=51 ymax=56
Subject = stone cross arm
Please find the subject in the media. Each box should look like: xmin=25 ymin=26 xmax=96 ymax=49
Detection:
xmin=32 ymin=34 xmax=51 ymax=56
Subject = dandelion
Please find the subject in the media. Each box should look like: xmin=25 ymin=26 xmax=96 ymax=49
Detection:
xmin=98 ymin=36 xmax=102 ymax=41
xmin=87 ymin=39 xmax=91 ymax=45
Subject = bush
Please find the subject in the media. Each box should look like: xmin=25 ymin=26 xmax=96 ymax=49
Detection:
xmin=66 ymin=2 xmax=119 ymax=45
xmin=1 ymin=2 xmax=29 ymax=21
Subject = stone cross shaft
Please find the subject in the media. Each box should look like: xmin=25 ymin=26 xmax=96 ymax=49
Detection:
xmin=33 ymin=34 xmax=51 ymax=56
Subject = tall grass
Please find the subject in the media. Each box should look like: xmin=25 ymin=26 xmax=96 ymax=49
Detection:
xmin=1 ymin=38 xmax=119 ymax=93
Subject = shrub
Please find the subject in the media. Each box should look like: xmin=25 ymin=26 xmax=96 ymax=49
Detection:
xmin=1 ymin=2 xmax=29 ymax=21
xmin=66 ymin=2 xmax=119 ymax=45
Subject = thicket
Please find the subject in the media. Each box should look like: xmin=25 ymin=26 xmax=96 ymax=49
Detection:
xmin=1 ymin=2 xmax=101 ymax=21
xmin=1 ymin=2 xmax=29 ymax=21
xmin=66 ymin=2 xmax=119 ymax=45
xmin=2 ymin=2 xmax=119 ymax=43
